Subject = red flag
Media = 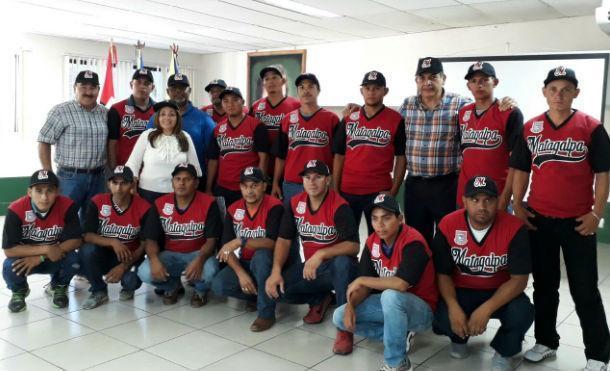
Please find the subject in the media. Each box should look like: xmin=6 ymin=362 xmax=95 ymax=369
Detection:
xmin=100 ymin=41 xmax=117 ymax=106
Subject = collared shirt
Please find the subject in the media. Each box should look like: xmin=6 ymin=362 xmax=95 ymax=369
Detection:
xmin=400 ymin=92 xmax=471 ymax=177
xmin=38 ymin=100 xmax=108 ymax=169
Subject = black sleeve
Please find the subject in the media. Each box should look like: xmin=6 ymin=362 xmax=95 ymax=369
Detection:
xmin=2 ymin=210 xmax=23 ymax=249
xmin=332 ymin=120 xmax=347 ymax=155
xmin=138 ymin=208 xmax=153 ymax=241
xmin=254 ymin=124 xmax=270 ymax=153
xmin=248 ymin=106 xmax=255 ymax=117
xmin=142 ymin=206 xmax=163 ymax=242
xmin=278 ymin=203 xmax=297 ymax=240
xmin=358 ymin=246 xmax=378 ymax=278
xmin=393 ymin=119 xmax=406 ymax=155
xmin=107 ymin=108 xmax=121 ymax=140
xmin=334 ymin=204 xmax=359 ymax=243
xmin=206 ymin=135 xmax=220 ymax=160
xmin=508 ymin=226 xmax=532 ymax=275
xmin=431 ymin=231 xmax=455 ymax=275
xmin=508 ymin=135 xmax=532 ymax=172
xmin=204 ymin=202 xmax=222 ymax=239
xmin=505 ymin=108 xmax=524 ymax=152
xmin=265 ymin=205 xmax=284 ymax=240
xmin=83 ymin=201 xmax=100 ymax=234
xmin=60 ymin=203 xmax=82 ymax=241
xmin=272 ymin=131 xmax=289 ymax=159
xmin=396 ymin=241 xmax=429 ymax=286
xmin=221 ymin=213 xmax=236 ymax=246
xmin=589 ymin=125 xmax=610 ymax=172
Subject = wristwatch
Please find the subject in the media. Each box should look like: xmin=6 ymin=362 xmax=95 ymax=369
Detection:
xmin=240 ymin=237 xmax=248 ymax=248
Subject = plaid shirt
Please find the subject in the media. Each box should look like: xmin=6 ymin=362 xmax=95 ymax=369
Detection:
xmin=38 ymin=100 xmax=108 ymax=169
xmin=400 ymin=92 xmax=471 ymax=177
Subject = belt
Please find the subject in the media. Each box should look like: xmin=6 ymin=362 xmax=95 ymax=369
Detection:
xmin=59 ymin=166 xmax=104 ymax=174
xmin=407 ymin=172 xmax=458 ymax=181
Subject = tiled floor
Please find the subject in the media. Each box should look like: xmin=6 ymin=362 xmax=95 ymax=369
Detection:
xmin=1 ymin=216 xmax=610 ymax=370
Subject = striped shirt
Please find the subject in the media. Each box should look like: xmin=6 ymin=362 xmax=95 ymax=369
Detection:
xmin=38 ymin=100 xmax=108 ymax=169
xmin=400 ymin=92 xmax=471 ymax=178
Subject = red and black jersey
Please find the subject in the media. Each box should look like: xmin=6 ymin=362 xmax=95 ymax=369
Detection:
xmin=333 ymin=106 xmax=405 ymax=195
xmin=510 ymin=110 xmax=610 ymax=218
xmin=279 ymin=190 xmax=359 ymax=261
xmin=273 ymin=108 xmax=339 ymax=183
xmin=206 ymin=116 xmax=270 ymax=191
xmin=250 ymin=96 xmax=301 ymax=176
xmin=457 ymin=103 xmax=523 ymax=207
xmin=143 ymin=192 xmax=221 ymax=253
xmin=433 ymin=209 xmax=531 ymax=290
xmin=201 ymin=105 xmax=248 ymax=124
xmin=108 ymin=96 xmax=155 ymax=165
xmin=363 ymin=224 xmax=438 ymax=310
xmin=84 ymin=193 xmax=151 ymax=252
xmin=224 ymin=195 xmax=283 ymax=261
xmin=3 ymin=195 xmax=81 ymax=248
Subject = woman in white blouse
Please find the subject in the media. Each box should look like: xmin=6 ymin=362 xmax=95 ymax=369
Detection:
xmin=126 ymin=101 xmax=202 ymax=203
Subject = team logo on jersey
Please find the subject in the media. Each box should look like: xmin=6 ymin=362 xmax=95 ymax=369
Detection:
xmin=473 ymin=177 xmax=487 ymax=187
xmin=290 ymin=113 xmax=298 ymax=124
xmin=462 ymin=110 xmax=471 ymax=122
xmin=255 ymin=112 xmax=285 ymax=130
xmin=296 ymin=201 xmax=307 ymax=214
xmin=160 ymin=217 xmax=205 ymax=239
xmin=22 ymin=224 xmax=63 ymax=243
xmin=349 ymin=111 xmax=360 ymax=121
xmin=294 ymin=217 xmax=338 ymax=244
xmin=526 ymin=135 xmax=588 ymax=168
xmin=100 ymin=204 xmax=112 ymax=217
xmin=288 ymin=126 xmax=329 ymax=149
xmin=163 ymin=203 xmax=174 ymax=215
xmin=219 ymin=123 xmax=227 ymax=133
xmin=454 ymin=230 xmax=467 ymax=246
xmin=461 ymin=126 xmax=502 ymax=151
xmin=98 ymin=218 xmax=139 ymax=241
xmin=234 ymin=208 xmax=245 ymax=221
xmin=234 ymin=223 xmax=265 ymax=239
xmin=451 ymin=246 xmax=508 ymax=275
xmin=371 ymin=242 xmax=381 ymax=258
xmin=120 ymin=116 xmax=148 ymax=138
xmin=421 ymin=59 xmax=432 ymax=68
xmin=257 ymin=102 xmax=266 ymax=110
xmin=25 ymin=210 xmax=36 ymax=222
xmin=531 ymin=121 xmax=544 ymax=134
xmin=38 ymin=170 xmax=49 ymax=180
xmin=125 ymin=105 xmax=135 ymax=114
xmin=345 ymin=122 xmax=391 ymax=148
xmin=217 ymin=134 xmax=254 ymax=157
xmin=554 ymin=66 xmax=567 ymax=77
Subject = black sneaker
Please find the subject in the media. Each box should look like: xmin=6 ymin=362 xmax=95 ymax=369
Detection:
xmin=52 ymin=285 xmax=69 ymax=308
xmin=154 ymin=288 xmax=165 ymax=296
xmin=8 ymin=288 xmax=30 ymax=313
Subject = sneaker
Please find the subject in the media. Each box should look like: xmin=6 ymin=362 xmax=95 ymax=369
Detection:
xmin=154 ymin=288 xmax=165 ymax=296
xmin=190 ymin=292 xmax=208 ymax=308
xmin=491 ymin=352 xmax=522 ymax=371
xmin=52 ymin=285 xmax=69 ymax=308
xmin=250 ymin=317 xmax=276 ymax=332
xmin=82 ymin=291 xmax=109 ymax=310
xmin=406 ymin=331 xmax=416 ymax=353
xmin=44 ymin=283 xmax=54 ymax=296
xmin=450 ymin=342 xmax=469 ymax=359
xmin=524 ymin=343 xmax=557 ymax=363
xmin=8 ymin=288 xmax=30 ymax=313
xmin=332 ymin=330 xmax=354 ymax=355
xmin=245 ymin=300 xmax=257 ymax=312
xmin=303 ymin=293 xmax=334 ymax=324
xmin=163 ymin=286 xmax=185 ymax=305
xmin=379 ymin=358 xmax=412 ymax=371
xmin=585 ymin=359 xmax=609 ymax=371
xmin=119 ymin=289 xmax=135 ymax=301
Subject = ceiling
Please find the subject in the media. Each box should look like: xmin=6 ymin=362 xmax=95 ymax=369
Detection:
xmin=8 ymin=0 xmax=601 ymax=54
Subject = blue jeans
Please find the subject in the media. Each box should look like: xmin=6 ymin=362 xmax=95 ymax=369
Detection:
xmin=57 ymin=167 xmax=106 ymax=223
xmin=211 ymin=249 xmax=275 ymax=319
xmin=78 ymin=244 xmax=142 ymax=293
xmin=137 ymin=250 xmax=219 ymax=294
xmin=2 ymin=251 xmax=80 ymax=291
xmin=281 ymin=255 xmax=356 ymax=306
xmin=333 ymin=290 xmax=433 ymax=367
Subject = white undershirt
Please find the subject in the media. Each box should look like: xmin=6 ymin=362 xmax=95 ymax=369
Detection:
xmin=467 ymin=219 xmax=491 ymax=243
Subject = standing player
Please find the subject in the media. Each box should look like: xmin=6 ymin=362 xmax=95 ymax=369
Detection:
xmin=333 ymin=71 xmax=406 ymax=234
xmin=511 ymin=67 xmax=610 ymax=371
xmin=107 ymin=68 xmax=155 ymax=168
xmin=457 ymin=62 xmax=523 ymax=209
xmin=201 ymin=78 xmax=248 ymax=123
xmin=271 ymin=73 xmax=339 ymax=203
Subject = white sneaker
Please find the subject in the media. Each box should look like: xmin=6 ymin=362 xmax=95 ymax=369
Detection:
xmin=524 ymin=343 xmax=556 ymax=362
xmin=450 ymin=342 xmax=469 ymax=359
xmin=491 ymin=352 xmax=522 ymax=371
xmin=584 ymin=359 xmax=608 ymax=371
xmin=379 ymin=358 xmax=412 ymax=371
xmin=406 ymin=331 xmax=416 ymax=353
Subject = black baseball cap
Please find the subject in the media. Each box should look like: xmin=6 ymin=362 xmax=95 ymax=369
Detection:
xmin=153 ymin=100 xmax=179 ymax=112
xmin=132 ymin=68 xmax=154 ymax=83
xmin=240 ymin=167 xmax=268 ymax=183
xmin=29 ymin=169 xmax=59 ymax=188
xmin=544 ymin=66 xmax=578 ymax=88
xmin=171 ymin=163 xmax=197 ymax=178
xmin=365 ymin=193 xmax=401 ymax=215
xmin=464 ymin=62 xmax=496 ymax=80
xmin=75 ymin=70 xmax=99 ymax=85
xmin=416 ymin=57 xmax=444 ymax=75
xmin=167 ymin=73 xmax=190 ymax=87
xmin=260 ymin=64 xmax=287 ymax=79
xmin=299 ymin=160 xmax=330 ymax=176
xmin=361 ymin=70 xmax=386 ymax=87
xmin=205 ymin=78 xmax=227 ymax=92
xmin=295 ymin=73 xmax=320 ymax=89
xmin=464 ymin=176 xmax=498 ymax=198
xmin=107 ymin=165 xmax=135 ymax=183
xmin=219 ymin=86 xmax=244 ymax=100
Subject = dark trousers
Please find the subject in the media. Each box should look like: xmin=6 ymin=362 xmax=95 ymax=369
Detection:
xmin=3 ymin=251 xmax=80 ymax=291
xmin=137 ymin=187 xmax=165 ymax=204
xmin=403 ymin=173 xmax=458 ymax=246
xmin=433 ymin=288 xmax=534 ymax=357
xmin=78 ymin=244 xmax=143 ymax=293
xmin=528 ymin=209 xmax=610 ymax=362
xmin=341 ymin=192 xmax=377 ymax=235
xmin=213 ymin=184 xmax=242 ymax=209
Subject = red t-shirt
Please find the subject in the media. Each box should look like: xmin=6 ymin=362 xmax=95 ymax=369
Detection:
xmin=108 ymin=98 xmax=155 ymax=165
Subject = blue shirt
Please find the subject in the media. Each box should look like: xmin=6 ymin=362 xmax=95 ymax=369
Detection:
xmin=148 ymin=101 xmax=215 ymax=177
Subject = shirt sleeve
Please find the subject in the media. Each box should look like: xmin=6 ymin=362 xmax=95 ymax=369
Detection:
xmin=265 ymin=204 xmax=284 ymax=240
xmin=508 ymin=226 xmax=532 ymax=275
xmin=431 ymin=230 xmax=455 ymax=275
xmin=204 ymin=201 xmax=222 ymax=239
xmin=221 ymin=213 xmax=236 ymax=246
xmin=206 ymin=132 xmax=220 ymax=160
xmin=2 ymin=210 xmax=23 ymax=249
xmin=60 ymin=203 xmax=82 ymax=241
xmin=278 ymin=203 xmax=297 ymax=240
xmin=589 ymin=125 xmax=610 ymax=173
xmin=107 ymin=107 xmax=121 ymax=140
xmin=142 ymin=206 xmax=163 ymax=242
xmin=83 ymin=201 xmax=100 ymax=234
xmin=358 ymin=246 xmax=378 ymax=277
xmin=332 ymin=120 xmax=347 ymax=155
xmin=37 ymin=106 xmax=64 ymax=144
xmin=185 ymin=133 xmax=202 ymax=176
xmin=393 ymin=119 xmax=406 ymax=155
xmin=334 ymin=204 xmax=359 ymax=243
xmin=505 ymin=108 xmax=524 ymax=152
xmin=272 ymin=131 xmax=289 ymax=159
xmin=508 ymin=134 xmax=532 ymax=172
xmin=395 ymin=241 xmax=429 ymax=286
xmin=254 ymin=124 xmax=270 ymax=153
xmin=138 ymin=208 xmax=153 ymax=241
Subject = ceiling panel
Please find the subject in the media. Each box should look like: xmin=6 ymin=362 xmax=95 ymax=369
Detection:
xmin=364 ymin=11 xmax=449 ymax=33
xmin=470 ymin=0 xmax=565 ymax=23
xmin=411 ymin=4 xmax=497 ymax=27
xmin=540 ymin=0 xmax=601 ymax=17
xmin=294 ymin=0 xmax=393 ymax=16
xmin=372 ymin=0 xmax=459 ymax=11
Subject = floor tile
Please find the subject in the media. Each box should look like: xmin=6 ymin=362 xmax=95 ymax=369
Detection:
xmin=529 ymin=343 xmax=587 ymax=370
xmin=201 ymin=348 xmax=306 ymax=371
xmin=0 ymin=316 xmax=93 ymax=350
xmin=313 ymin=346 xmax=386 ymax=371
xmin=422 ymin=347 xmax=495 ymax=370
xmin=62 ymin=301 xmax=150 ymax=330
xmin=0 ymin=338 xmax=24 ymax=360
xmin=87 ymin=350 xmax=187 ymax=371
xmin=0 ymin=353 xmax=61 ymax=371
xmin=204 ymin=311 xmax=294 ymax=346
xmin=0 ymin=303 xmax=56 ymax=331
xmin=556 ymin=323 xmax=584 ymax=348
xmin=127 ymin=291 xmax=189 ymax=314
xmin=255 ymin=328 xmax=336 ymax=367
xmin=101 ymin=315 xmax=194 ymax=348
xmin=28 ymin=288 xmax=90 ymax=315
xmin=157 ymin=300 xmax=244 ymax=329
